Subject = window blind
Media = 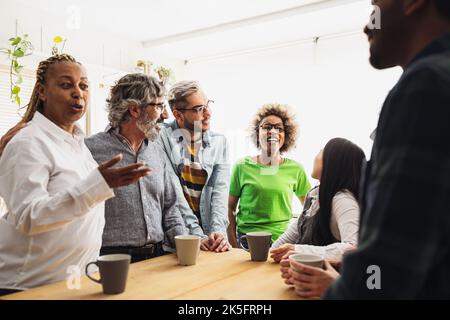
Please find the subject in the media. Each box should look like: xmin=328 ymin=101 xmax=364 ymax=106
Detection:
xmin=0 ymin=65 xmax=35 ymax=216
xmin=0 ymin=65 xmax=36 ymax=136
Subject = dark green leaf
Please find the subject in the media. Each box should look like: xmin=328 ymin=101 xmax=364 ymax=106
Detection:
xmin=11 ymin=37 xmax=21 ymax=46
xmin=13 ymin=48 xmax=24 ymax=57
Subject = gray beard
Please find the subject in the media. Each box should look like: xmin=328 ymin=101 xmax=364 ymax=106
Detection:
xmin=136 ymin=115 xmax=160 ymax=141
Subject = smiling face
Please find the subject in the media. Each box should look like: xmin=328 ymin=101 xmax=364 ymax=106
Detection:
xmin=38 ymin=61 xmax=89 ymax=132
xmin=258 ymin=115 xmax=285 ymax=155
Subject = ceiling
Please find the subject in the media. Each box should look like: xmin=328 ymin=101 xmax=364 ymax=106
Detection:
xmin=13 ymin=0 xmax=371 ymax=61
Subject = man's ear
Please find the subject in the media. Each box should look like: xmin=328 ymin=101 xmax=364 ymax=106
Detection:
xmin=403 ymin=0 xmax=427 ymax=16
xmin=172 ymin=109 xmax=183 ymax=123
xmin=128 ymin=103 xmax=141 ymax=119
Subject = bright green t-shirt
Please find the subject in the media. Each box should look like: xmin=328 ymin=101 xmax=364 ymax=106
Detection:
xmin=229 ymin=157 xmax=311 ymax=241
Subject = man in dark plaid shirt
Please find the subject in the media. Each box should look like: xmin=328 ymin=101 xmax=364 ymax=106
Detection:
xmin=324 ymin=0 xmax=450 ymax=299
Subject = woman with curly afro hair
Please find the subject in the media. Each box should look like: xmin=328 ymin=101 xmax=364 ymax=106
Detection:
xmin=227 ymin=103 xmax=311 ymax=248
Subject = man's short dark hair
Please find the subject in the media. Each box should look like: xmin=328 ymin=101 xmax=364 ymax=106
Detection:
xmin=435 ymin=0 xmax=450 ymax=20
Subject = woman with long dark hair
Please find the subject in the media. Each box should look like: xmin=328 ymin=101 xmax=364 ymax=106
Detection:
xmin=270 ymin=137 xmax=365 ymax=263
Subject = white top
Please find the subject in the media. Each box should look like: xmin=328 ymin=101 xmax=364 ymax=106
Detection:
xmin=0 ymin=112 xmax=114 ymax=290
xmin=272 ymin=188 xmax=359 ymax=261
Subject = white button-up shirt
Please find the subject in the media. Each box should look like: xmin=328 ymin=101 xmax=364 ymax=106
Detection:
xmin=0 ymin=112 xmax=114 ymax=290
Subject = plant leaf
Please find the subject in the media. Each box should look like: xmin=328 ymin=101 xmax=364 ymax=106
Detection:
xmin=12 ymin=86 xmax=21 ymax=94
xmin=14 ymin=65 xmax=23 ymax=74
xmin=16 ymin=75 xmax=23 ymax=84
xmin=13 ymin=48 xmax=25 ymax=57
xmin=15 ymin=95 xmax=21 ymax=107
xmin=11 ymin=37 xmax=21 ymax=46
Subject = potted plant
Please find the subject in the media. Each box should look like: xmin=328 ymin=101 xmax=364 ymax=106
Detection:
xmin=51 ymin=36 xmax=66 ymax=55
xmin=156 ymin=65 xmax=174 ymax=85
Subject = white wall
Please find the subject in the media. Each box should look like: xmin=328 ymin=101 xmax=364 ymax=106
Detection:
xmin=0 ymin=1 xmax=185 ymax=136
xmin=184 ymin=32 xmax=402 ymax=214
xmin=0 ymin=2 xmax=143 ymax=71
xmin=1 ymin=1 xmax=402 ymax=217
xmin=0 ymin=0 xmax=140 ymax=135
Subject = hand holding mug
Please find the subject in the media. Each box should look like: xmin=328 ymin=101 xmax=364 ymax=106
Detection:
xmin=288 ymin=259 xmax=339 ymax=298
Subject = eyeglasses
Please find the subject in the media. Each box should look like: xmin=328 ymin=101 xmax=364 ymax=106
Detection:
xmin=176 ymin=100 xmax=214 ymax=114
xmin=147 ymin=102 xmax=166 ymax=112
xmin=260 ymin=124 xmax=285 ymax=132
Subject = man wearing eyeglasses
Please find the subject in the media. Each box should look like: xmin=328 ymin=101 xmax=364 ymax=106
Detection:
xmin=158 ymin=80 xmax=231 ymax=252
xmin=84 ymin=74 xmax=188 ymax=263
xmin=0 ymin=74 xmax=190 ymax=263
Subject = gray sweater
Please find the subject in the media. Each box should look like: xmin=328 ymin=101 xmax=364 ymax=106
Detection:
xmin=84 ymin=129 xmax=187 ymax=250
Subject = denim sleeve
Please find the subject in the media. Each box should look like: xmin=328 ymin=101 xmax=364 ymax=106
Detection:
xmin=162 ymin=162 xmax=189 ymax=249
xmin=208 ymin=136 xmax=231 ymax=235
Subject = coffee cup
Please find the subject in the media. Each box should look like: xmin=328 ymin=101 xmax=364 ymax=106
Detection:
xmin=240 ymin=231 xmax=272 ymax=261
xmin=85 ymin=254 xmax=131 ymax=294
xmin=289 ymin=253 xmax=324 ymax=270
xmin=175 ymin=235 xmax=201 ymax=266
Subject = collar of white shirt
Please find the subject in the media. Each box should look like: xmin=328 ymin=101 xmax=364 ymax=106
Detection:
xmin=33 ymin=111 xmax=85 ymax=144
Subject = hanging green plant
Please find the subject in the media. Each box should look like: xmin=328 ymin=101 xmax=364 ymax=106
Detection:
xmin=0 ymin=34 xmax=34 ymax=107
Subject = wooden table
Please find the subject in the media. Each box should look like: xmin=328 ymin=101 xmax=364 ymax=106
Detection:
xmin=3 ymin=248 xmax=302 ymax=300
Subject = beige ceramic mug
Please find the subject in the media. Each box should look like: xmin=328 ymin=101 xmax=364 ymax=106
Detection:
xmin=175 ymin=235 xmax=201 ymax=266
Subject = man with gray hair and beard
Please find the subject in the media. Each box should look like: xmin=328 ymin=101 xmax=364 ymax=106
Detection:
xmin=84 ymin=73 xmax=188 ymax=263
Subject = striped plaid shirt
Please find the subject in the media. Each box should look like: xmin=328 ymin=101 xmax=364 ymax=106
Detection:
xmin=325 ymin=33 xmax=450 ymax=299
